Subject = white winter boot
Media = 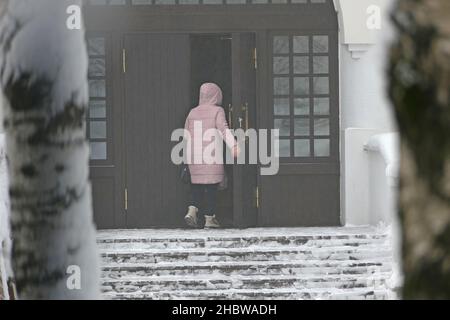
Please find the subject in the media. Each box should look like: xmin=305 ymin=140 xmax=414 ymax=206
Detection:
xmin=204 ymin=215 xmax=221 ymax=229
xmin=184 ymin=206 xmax=198 ymax=228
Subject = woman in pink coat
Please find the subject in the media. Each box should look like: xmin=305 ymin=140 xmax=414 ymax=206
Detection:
xmin=184 ymin=83 xmax=238 ymax=229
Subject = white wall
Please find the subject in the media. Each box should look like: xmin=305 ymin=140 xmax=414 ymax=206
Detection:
xmin=335 ymin=0 xmax=399 ymax=226
xmin=340 ymin=46 xmax=396 ymax=131
xmin=337 ymin=0 xmax=397 ymax=130
xmin=342 ymin=128 xmax=383 ymax=225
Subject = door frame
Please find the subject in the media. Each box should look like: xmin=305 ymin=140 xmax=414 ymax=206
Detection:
xmin=85 ymin=2 xmax=339 ymax=229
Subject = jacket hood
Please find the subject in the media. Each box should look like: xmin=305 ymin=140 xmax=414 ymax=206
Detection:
xmin=198 ymin=83 xmax=223 ymax=106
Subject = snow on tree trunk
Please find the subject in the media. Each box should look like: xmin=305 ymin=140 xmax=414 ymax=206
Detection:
xmin=389 ymin=0 xmax=450 ymax=299
xmin=0 ymin=0 xmax=100 ymax=299
xmin=0 ymin=132 xmax=12 ymax=300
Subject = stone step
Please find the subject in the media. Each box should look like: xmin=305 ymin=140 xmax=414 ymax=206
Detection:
xmin=97 ymin=235 xmax=389 ymax=251
xmin=101 ymin=288 xmax=391 ymax=300
xmin=100 ymin=246 xmax=392 ymax=264
xmin=96 ymin=228 xmax=389 ymax=248
xmin=102 ymin=259 xmax=392 ymax=278
xmin=101 ymin=274 xmax=392 ymax=293
xmin=98 ymin=227 xmax=395 ymax=300
xmin=96 ymin=227 xmax=389 ymax=240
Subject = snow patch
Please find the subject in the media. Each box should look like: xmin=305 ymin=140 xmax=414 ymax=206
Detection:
xmin=364 ymin=132 xmax=400 ymax=186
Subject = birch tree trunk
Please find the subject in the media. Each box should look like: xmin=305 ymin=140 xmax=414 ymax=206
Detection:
xmin=389 ymin=0 xmax=450 ymax=299
xmin=0 ymin=0 xmax=100 ymax=299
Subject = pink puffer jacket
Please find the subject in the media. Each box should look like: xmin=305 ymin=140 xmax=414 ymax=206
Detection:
xmin=184 ymin=83 xmax=236 ymax=184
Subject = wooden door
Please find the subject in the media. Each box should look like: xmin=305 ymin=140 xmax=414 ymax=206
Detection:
xmin=232 ymin=33 xmax=258 ymax=228
xmin=123 ymin=34 xmax=191 ymax=228
xmin=258 ymin=31 xmax=340 ymax=227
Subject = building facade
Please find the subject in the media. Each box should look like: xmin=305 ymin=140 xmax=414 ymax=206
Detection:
xmin=0 ymin=0 xmax=401 ymax=300
xmin=80 ymin=0 xmax=398 ymax=230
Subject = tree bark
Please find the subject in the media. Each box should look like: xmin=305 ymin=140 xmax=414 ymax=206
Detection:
xmin=0 ymin=0 xmax=100 ymax=299
xmin=389 ymin=0 xmax=450 ymax=299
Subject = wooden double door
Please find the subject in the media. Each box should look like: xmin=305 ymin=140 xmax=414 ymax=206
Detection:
xmin=122 ymin=33 xmax=257 ymax=228
xmin=90 ymin=29 xmax=341 ymax=229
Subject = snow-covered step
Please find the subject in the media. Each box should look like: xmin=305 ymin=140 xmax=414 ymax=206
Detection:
xmin=97 ymin=227 xmax=389 ymax=240
xmin=101 ymin=246 xmax=392 ymax=264
xmin=97 ymin=236 xmax=388 ymax=250
xmin=101 ymin=274 xmax=392 ymax=292
xmin=98 ymin=226 xmax=396 ymax=300
xmin=97 ymin=227 xmax=389 ymax=249
xmin=101 ymin=259 xmax=392 ymax=278
xmin=97 ymin=233 xmax=389 ymax=250
xmin=102 ymin=288 xmax=391 ymax=300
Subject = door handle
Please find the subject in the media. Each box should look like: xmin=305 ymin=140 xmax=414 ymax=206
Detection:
xmin=238 ymin=117 xmax=244 ymax=128
xmin=228 ymin=104 xmax=233 ymax=129
xmin=242 ymin=102 xmax=249 ymax=131
xmin=241 ymin=102 xmax=250 ymax=142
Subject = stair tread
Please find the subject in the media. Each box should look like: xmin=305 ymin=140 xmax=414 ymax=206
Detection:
xmin=100 ymin=245 xmax=392 ymax=255
xmin=102 ymin=288 xmax=391 ymax=294
xmin=101 ymin=287 xmax=391 ymax=296
xmin=98 ymin=235 xmax=388 ymax=242
xmin=97 ymin=226 xmax=389 ymax=240
xmin=101 ymin=258 xmax=392 ymax=268
xmin=99 ymin=226 xmax=396 ymax=300
xmin=97 ymin=239 xmax=390 ymax=250
xmin=101 ymin=273 xmax=393 ymax=282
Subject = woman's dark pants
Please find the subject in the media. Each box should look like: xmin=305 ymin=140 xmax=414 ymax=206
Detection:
xmin=190 ymin=184 xmax=219 ymax=217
